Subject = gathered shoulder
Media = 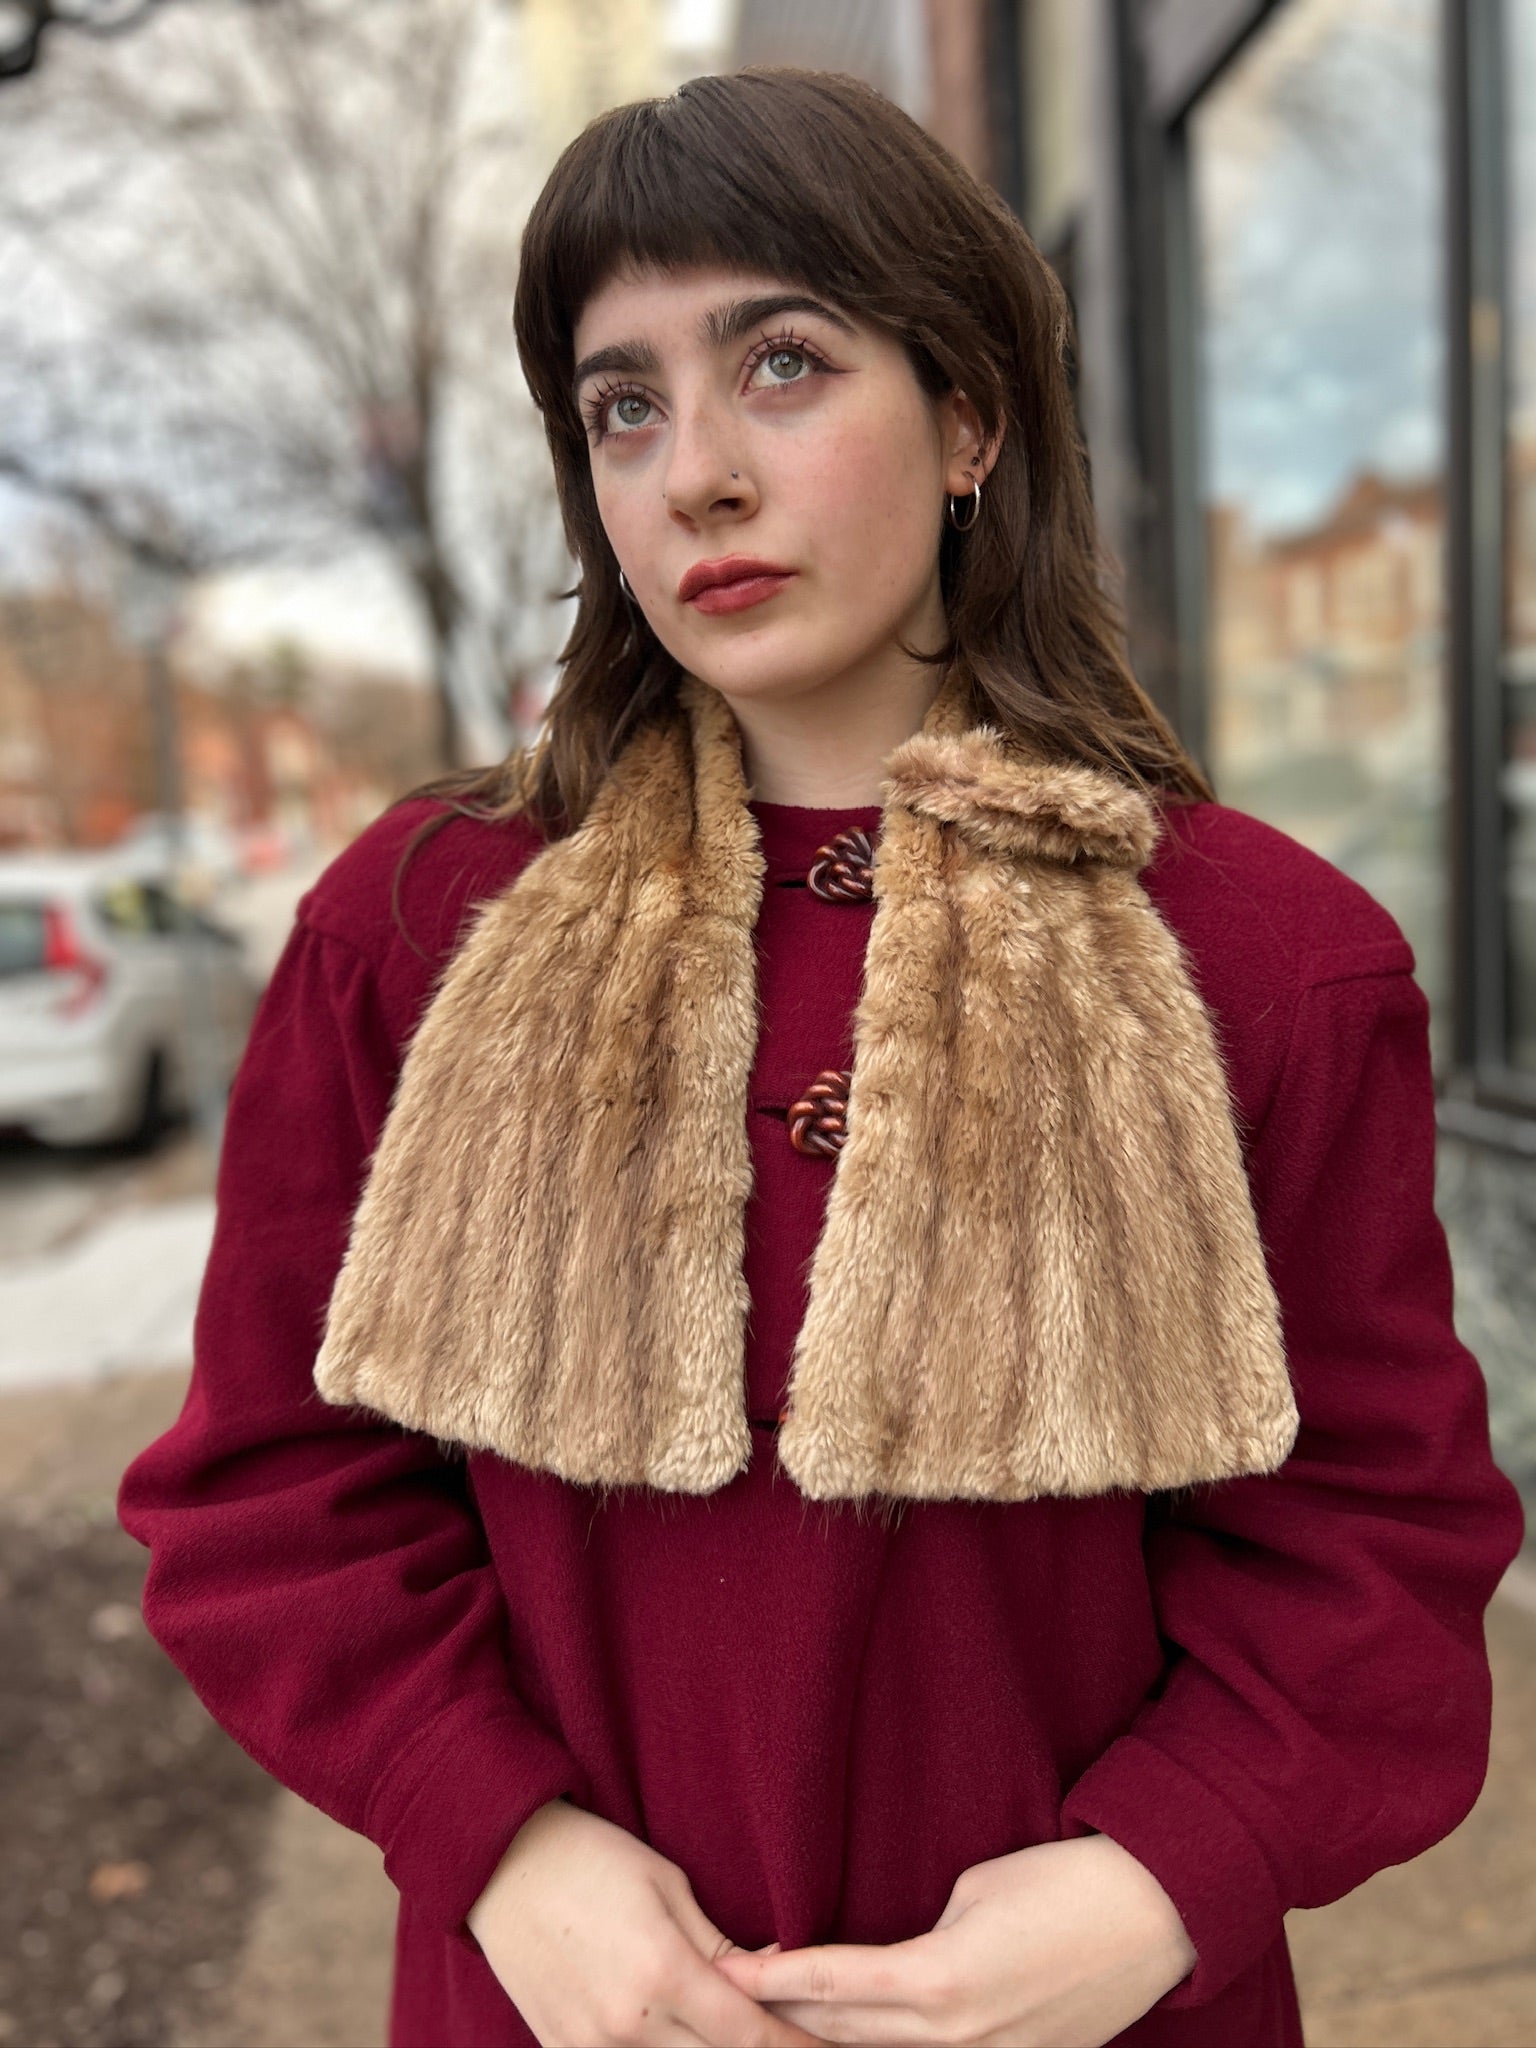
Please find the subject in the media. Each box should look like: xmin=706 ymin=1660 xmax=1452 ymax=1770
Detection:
xmin=295 ymin=793 xmax=551 ymax=978
xmin=1142 ymin=797 xmax=1418 ymax=1140
xmin=1146 ymin=796 xmax=1415 ymax=984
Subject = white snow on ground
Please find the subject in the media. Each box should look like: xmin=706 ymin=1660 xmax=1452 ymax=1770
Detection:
xmin=0 ymin=1196 xmax=214 ymax=1390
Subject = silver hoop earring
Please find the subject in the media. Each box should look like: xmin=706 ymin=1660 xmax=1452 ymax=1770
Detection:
xmin=618 ymin=568 xmax=637 ymax=602
xmin=946 ymin=474 xmax=983 ymax=532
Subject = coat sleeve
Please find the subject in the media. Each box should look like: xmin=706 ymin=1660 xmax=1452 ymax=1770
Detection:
xmin=1058 ymin=953 xmax=1527 ymax=2009
xmin=117 ymin=911 xmax=592 ymax=1936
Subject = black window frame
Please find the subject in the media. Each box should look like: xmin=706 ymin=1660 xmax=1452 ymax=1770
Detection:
xmin=1442 ymin=0 xmax=1536 ymax=1140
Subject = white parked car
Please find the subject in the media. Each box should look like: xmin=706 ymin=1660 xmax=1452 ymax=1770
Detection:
xmin=0 ymin=852 xmax=262 ymax=1148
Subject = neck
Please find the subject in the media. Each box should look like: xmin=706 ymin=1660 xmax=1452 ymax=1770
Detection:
xmin=698 ymin=614 xmax=952 ymax=805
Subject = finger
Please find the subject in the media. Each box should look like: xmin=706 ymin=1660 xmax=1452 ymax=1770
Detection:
xmin=659 ymin=1896 xmax=822 ymax=2045
xmin=663 ymin=1875 xmax=744 ymax=1966
xmin=765 ymin=1996 xmax=937 ymax=2043
xmin=675 ymin=1960 xmax=827 ymax=2046
xmin=713 ymin=1939 xmax=782 ymax=1964
xmin=715 ymin=1940 xmax=919 ymax=2005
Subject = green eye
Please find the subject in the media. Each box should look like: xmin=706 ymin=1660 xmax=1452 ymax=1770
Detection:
xmin=745 ymin=330 xmax=828 ymax=391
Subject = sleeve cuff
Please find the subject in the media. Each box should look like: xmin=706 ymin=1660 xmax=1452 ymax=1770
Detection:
xmin=364 ymin=1690 xmax=593 ymax=1935
xmin=1060 ymin=1732 xmax=1285 ymax=2008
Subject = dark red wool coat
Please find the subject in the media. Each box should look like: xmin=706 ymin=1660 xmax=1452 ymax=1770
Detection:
xmin=119 ymin=784 xmax=1526 ymax=2048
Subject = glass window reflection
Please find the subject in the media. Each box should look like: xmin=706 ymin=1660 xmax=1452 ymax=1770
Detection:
xmin=1190 ymin=0 xmax=1447 ymax=1055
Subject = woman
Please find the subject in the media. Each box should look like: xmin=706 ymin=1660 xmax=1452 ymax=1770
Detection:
xmin=119 ymin=66 xmax=1524 ymax=2048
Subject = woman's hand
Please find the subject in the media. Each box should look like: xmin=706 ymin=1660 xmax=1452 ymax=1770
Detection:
xmin=711 ymin=1833 xmax=1196 ymax=2046
xmin=466 ymin=1797 xmax=828 ymax=2046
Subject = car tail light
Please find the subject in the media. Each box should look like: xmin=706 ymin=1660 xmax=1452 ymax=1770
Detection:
xmin=42 ymin=901 xmax=110 ymax=1017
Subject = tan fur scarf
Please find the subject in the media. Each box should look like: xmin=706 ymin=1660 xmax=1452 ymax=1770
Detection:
xmin=313 ymin=667 xmax=1298 ymax=1502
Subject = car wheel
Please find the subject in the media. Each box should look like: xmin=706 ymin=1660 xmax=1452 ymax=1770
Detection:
xmin=119 ymin=1046 xmax=170 ymax=1152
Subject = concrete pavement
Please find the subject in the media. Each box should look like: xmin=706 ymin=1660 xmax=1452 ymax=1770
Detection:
xmin=0 ymin=1197 xmax=214 ymax=1392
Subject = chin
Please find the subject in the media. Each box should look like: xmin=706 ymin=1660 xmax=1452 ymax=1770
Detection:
xmin=677 ymin=627 xmax=877 ymax=707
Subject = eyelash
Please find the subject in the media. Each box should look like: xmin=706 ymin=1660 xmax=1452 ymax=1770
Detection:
xmin=580 ymin=328 xmax=833 ymax=442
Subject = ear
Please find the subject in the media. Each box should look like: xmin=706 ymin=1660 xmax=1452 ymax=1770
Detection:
xmin=940 ymin=387 xmax=1004 ymax=498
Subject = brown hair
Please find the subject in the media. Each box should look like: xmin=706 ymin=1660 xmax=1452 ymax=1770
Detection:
xmin=391 ymin=64 xmax=1212 ymax=925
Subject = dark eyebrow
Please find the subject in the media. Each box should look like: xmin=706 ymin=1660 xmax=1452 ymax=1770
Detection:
xmin=701 ymin=293 xmax=858 ymax=350
xmin=570 ymin=294 xmax=857 ymax=405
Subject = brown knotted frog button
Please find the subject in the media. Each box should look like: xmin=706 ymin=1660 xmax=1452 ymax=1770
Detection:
xmin=787 ymin=1068 xmax=852 ymax=1156
xmin=807 ymin=828 xmax=874 ymax=903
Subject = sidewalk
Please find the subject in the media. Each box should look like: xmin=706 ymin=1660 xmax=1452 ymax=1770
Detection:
xmin=0 ymin=1199 xmax=214 ymax=1391
xmin=1287 ymin=1573 xmax=1536 ymax=2045
xmin=3 ymin=1362 xmax=1533 ymax=2047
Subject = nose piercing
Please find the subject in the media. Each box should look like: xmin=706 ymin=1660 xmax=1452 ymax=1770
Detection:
xmin=662 ymin=472 xmax=739 ymax=495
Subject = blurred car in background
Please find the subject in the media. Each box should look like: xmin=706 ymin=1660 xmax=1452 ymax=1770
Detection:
xmin=0 ymin=852 xmax=261 ymax=1149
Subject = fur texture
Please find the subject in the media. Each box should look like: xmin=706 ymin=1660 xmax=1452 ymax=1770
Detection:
xmin=313 ymin=669 xmax=1298 ymax=1501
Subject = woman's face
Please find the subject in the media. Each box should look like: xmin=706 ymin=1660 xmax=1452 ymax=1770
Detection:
xmin=571 ymin=263 xmax=991 ymax=715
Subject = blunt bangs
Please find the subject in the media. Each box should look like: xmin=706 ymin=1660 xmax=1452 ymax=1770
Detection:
xmin=512 ymin=68 xmax=1001 ymax=444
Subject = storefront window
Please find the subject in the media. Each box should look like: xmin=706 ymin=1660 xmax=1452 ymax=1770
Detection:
xmin=1507 ymin=0 xmax=1536 ymax=1072
xmin=1190 ymin=0 xmax=1448 ymax=1049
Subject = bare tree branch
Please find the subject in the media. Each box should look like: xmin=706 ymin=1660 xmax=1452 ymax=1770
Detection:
xmin=0 ymin=0 xmax=206 ymax=83
xmin=0 ymin=0 xmax=560 ymax=764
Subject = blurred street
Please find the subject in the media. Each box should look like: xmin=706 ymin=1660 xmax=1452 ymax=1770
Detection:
xmin=0 ymin=1150 xmax=212 ymax=1392
xmin=0 ymin=1361 xmax=392 ymax=2048
xmin=0 ymin=856 xmax=322 ymax=1397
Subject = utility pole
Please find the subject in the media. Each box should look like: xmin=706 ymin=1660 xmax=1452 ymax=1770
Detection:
xmin=117 ymin=550 xmax=228 ymax=1159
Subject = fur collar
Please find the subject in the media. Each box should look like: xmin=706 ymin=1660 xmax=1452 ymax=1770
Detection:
xmin=313 ymin=668 xmax=1297 ymax=1502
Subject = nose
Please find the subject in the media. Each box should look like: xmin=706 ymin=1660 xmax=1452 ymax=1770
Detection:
xmin=662 ymin=389 xmax=754 ymax=525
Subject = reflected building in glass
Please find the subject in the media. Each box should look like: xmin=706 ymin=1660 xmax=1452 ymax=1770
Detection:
xmin=1190 ymin=0 xmax=1450 ymax=1050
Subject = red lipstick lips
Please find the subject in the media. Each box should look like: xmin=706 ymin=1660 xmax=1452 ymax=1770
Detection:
xmin=678 ymin=555 xmax=797 ymax=615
